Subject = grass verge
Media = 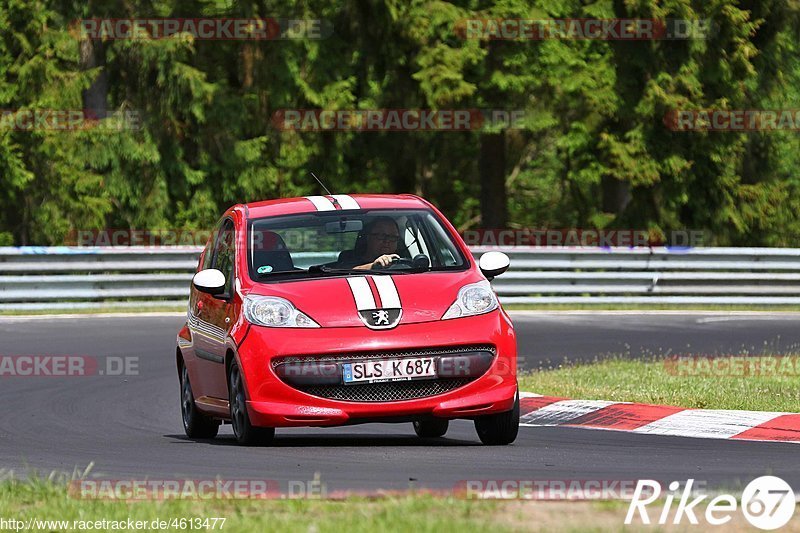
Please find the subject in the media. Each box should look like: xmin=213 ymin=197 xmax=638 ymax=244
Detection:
xmin=519 ymin=357 xmax=800 ymax=412
xmin=1 ymin=480 xmax=784 ymax=533
xmin=0 ymin=482 xmax=500 ymax=533
xmin=0 ymin=480 xmax=624 ymax=533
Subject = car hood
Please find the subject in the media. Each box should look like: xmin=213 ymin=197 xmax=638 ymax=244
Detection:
xmin=246 ymin=270 xmax=483 ymax=328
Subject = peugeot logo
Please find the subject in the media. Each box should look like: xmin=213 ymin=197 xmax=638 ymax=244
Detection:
xmin=372 ymin=310 xmax=390 ymax=325
xmin=358 ymin=308 xmax=402 ymax=330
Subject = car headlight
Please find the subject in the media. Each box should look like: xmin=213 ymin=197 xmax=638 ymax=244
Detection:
xmin=441 ymin=280 xmax=499 ymax=320
xmin=243 ymin=296 xmax=320 ymax=328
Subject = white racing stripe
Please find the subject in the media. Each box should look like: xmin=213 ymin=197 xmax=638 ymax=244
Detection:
xmin=347 ymin=277 xmax=376 ymax=311
xmin=331 ymin=194 xmax=360 ymax=210
xmin=305 ymin=195 xmax=336 ymax=211
xmin=632 ymin=409 xmax=786 ymax=439
xmin=373 ymin=276 xmax=401 ymax=308
xmin=520 ymin=400 xmax=616 ymax=426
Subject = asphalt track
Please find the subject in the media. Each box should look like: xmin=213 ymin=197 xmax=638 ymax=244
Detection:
xmin=0 ymin=312 xmax=798 ymax=492
xmin=512 ymin=311 xmax=800 ymax=368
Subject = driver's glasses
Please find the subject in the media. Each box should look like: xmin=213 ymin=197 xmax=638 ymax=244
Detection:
xmin=370 ymin=232 xmax=400 ymax=244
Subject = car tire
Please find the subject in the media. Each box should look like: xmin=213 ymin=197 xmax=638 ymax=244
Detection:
xmin=180 ymin=364 xmax=220 ymax=439
xmin=229 ymin=360 xmax=275 ymax=446
xmin=413 ymin=419 xmax=449 ymax=438
xmin=474 ymin=390 xmax=520 ymax=445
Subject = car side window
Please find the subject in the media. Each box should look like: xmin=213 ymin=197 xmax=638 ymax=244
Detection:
xmin=211 ymin=219 xmax=236 ymax=295
xmin=403 ymin=218 xmax=430 ymax=259
xmin=200 ymin=227 xmax=217 ymax=270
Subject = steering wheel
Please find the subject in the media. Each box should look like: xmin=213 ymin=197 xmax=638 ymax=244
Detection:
xmin=386 ymin=258 xmax=415 ymax=269
xmin=374 ymin=255 xmax=429 ymax=270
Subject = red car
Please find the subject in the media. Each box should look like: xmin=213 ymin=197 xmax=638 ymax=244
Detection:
xmin=177 ymin=194 xmax=518 ymax=446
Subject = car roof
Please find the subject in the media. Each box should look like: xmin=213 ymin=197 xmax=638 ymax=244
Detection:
xmin=242 ymin=194 xmax=432 ymax=220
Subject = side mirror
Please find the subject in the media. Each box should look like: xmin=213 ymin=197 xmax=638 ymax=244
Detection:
xmin=479 ymin=251 xmax=510 ymax=280
xmin=193 ymin=269 xmax=226 ymax=296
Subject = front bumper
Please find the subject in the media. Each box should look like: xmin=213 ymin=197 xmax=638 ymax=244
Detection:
xmin=236 ymin=311 xmax=517 ymax=427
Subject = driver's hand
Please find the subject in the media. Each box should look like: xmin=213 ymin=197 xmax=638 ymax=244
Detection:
xmin=372 ymin=254 xmax=400 ymax=268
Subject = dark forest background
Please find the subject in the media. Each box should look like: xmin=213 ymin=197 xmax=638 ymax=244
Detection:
xmin=1 ymin=0 xmax=800 ymax=246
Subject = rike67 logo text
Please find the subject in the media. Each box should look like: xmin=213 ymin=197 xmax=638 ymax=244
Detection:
xmin=626 ymin=476 xmax=796 ymax=530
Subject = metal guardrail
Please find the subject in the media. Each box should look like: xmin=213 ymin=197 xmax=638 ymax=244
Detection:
xmin=476 ymin=247 xmax=800 ymax=305
xmin=2 ymin=246 xmax=800 ymax=310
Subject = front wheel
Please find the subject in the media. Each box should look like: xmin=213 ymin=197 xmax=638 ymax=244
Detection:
xmin=413 ymin=419 xmax=449 ymax=438
xmin=474 ymin=391 xmax=519 ymax=445
xmin=180 ymin=364 xmax=220 ymax=439
xmin=229 ymin=360 xmax=275 ymax=446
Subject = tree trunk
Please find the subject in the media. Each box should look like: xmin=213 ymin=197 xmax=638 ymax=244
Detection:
xmin=386 ymin=138 xmax=418 ymax=193
xmin=601 ymin=175 xmax=631 ymax=215
xmin=479 ymin=132 xmax=507 ymax=228
xmin=79 ymin=37 xmax=108 ymax=118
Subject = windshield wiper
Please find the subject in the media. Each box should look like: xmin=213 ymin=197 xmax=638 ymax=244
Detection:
xmin=307 ymin=265 xmax=397 ymax=275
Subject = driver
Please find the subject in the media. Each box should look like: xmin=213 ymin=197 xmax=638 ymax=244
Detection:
xmin=341 ymin=217 xmax=402 ymax=270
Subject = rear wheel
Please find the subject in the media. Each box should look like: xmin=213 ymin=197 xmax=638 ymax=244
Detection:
xmin=413 ymin=419 xmax=449 ymax=438
xmin=474 ymin=391 xmax=520 ymax=445
xmin=229 ymin=360 xmax=275 ymax=446
xmin=180 ymin=364 xmax=220 ymax=439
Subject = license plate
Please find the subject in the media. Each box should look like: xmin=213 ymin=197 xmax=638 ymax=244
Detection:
xmin=343 ymin=357 xmax=437 ymax=384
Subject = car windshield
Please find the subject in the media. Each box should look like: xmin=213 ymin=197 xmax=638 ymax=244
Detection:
xmin=248 ymin=209 xmax=467 ymax=280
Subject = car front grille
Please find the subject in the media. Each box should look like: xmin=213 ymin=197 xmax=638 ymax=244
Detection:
xmin=273 ymin=345 xmax=494 ymax=403
xmin=272 ymin=345 xmax=495 ymax=367
xmin=297 ymin=378 xmax=473 ymax=402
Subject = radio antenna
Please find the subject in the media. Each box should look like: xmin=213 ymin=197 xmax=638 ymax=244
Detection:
xmin=310 ymin=171 xmax=334 ymax=197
